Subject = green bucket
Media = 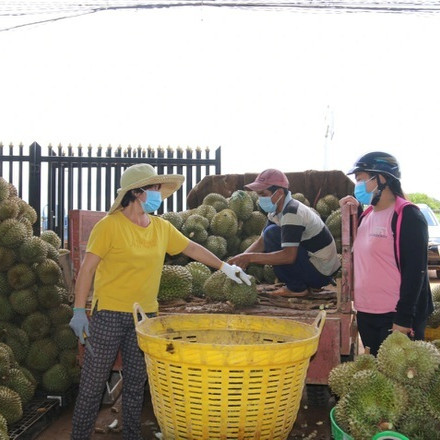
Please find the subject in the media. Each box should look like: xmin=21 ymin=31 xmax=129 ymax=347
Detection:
xmin=329 ymin=408 xmax=409 ymax=440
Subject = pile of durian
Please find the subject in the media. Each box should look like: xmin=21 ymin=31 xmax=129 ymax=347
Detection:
xmin=158 ymin=190 xmax=342 ymax=307
xmin=0 ymin=177 xmax=79 ymax=435
xmin=427 ymin=284 xmax=440 ymax=329
xmin=329 ymin=331 xmax=440 ymax=439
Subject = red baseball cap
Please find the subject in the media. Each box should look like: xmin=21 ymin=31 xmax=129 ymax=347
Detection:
xmin=244 ymin=169 xmax=290 ymax=191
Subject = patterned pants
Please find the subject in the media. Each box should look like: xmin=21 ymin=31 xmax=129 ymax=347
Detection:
xmin=71 ymin=309 xmax=155 ymax=440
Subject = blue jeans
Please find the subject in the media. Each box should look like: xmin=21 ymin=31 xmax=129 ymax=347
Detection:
xmin=263 ymin=223 xmax=332 ymax=292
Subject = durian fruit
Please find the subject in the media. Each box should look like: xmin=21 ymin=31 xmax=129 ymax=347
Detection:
xmin=7 ymin=263 xmax=36 ymax=290
xmin=25 ymin=338 xmax=59 ymax=372
xmin=432 ymin=284 xmax=440 ymax=303
xmin=226 ymin=235 xmax=241 ymax=257
xmin=0 ymin=246 xmax=16 ymax=272
xmin=17 ymin=201 xmax=37 ymax=225
xmin=157 ymin=265 xmax=192 ymax=302
xmin=427 ymin=303 xmax=440 ymax=328
xmin=164 ymin=253 xmax=191 ymax=266
xmin=59 ymin=349 xmax=81 ymax=384
xmin=21 ymin=311 xmax=51 ymax=341
xmin=263 ymin=265 xmax=276 ymax=284
xmin=203 ymin=236 xmax=227 ymax=260
xmin=178 ymin=209 xmax=195 ymax=223
xmin=246 ymin=264 xmax=264 ymax=283
xmin=325 ymin=208 xmax=342 ymax=239
xmin=161 ymin=211 xmax=184 ymax=230
xmin=322 ymin=194 xmax=340 ymax=212
xmin=377 ymin=331 xmax=440 ymax=389
xmin=52 ymin=324 xmax=78 ymax=350
xmin=228 ymin=190 xmax=254 ymax=221
xmin=315 ymin=198 xmax=332 ymax=220
xmin=223 ymin=275 xmax=258 ymax=307
xmin=3 ymin=367 xmax=36 ymax=404
xmin=242 ymin=211 xmax=266 ymax=237
xmin=202 ymin=193 xmax=229 ymax=212
xmin=47 ymin=303 xmax=73 ymax=327
xmin=0 ymin=324 xmax=30 ymax=363
xmin=194 ymin=204 xmax=216 ymax=224
xmin=334 ymin=369 xmax=407 ymax=439
xmin=239 ymin=235 xmax=260 ymax=253
xmin=17 ymin=236 xmax=48 ymax=265
xmin=292 ymin=193 xmax=310 ymax=206
xmin=37 ymin=284 xmax=62 ymax=309
xmin=209 ymin=209 xmax=238 ymax=239
xmin=40 ymin=230 xmax=62 ymax=250
xmin=0 ymin=199 xmax=19 ymax=221
xmin=426 ymin=370 xmax=440 ymax=420
xmin=0 ymin=273 xmax=9 ymax=296
xmin=0 ymin=219 xmax=28 ymax=248
xmin=9 ymin=288 xmax=39 ymax=315
xmin=45 ymin=243 xmax=60 ymax=262
xmin=0 ymin=346 xmax=12 ymax=378
xmin=0 ymin=295 xmax=14 ymax=322
xmin=0 ymin=178 xmax=10 ymax=202
xmin=42 ymin=363 xmax=72 ymax=393
xmin=328 ymin=353 xmax=377 ymax=398
xmin=203 ymin=270 xmax=228 ymax=302
xmin=181 ymin=214 xmax=209 ymax=244
xmin=0 ymin=385 xmax=22 ymax=424
xmin=185 ymin=261 xmax=211 ymax=297
xmin=0 ymin=413 xmax=7 ymax=437
xmin=34 ymin=259 xmax=62 ymax=285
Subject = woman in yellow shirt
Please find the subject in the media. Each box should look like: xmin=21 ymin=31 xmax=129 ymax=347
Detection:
xmin=69 ymin=163 xmax=249 ymax=440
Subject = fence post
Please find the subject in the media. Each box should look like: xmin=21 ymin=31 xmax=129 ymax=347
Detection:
xmin=215 ymin=146 xmax=221 ymax=174
xmin=29 ymin=142 xmax=41 ymax=236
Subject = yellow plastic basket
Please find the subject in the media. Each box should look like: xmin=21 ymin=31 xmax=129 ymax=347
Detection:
xmin=133 ymin=305 xmax=325 ymax=440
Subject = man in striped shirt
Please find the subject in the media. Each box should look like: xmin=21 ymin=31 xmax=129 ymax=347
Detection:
xmin=229 ymin=169 xmax=340 ymax=297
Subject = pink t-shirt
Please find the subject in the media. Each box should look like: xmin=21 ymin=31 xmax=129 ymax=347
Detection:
xmin=353 ymin=204 xmax=401 ymax=314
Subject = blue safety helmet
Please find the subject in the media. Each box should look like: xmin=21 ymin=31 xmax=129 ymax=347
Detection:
xmin=347 ymin=151 xmax=401 ymax=180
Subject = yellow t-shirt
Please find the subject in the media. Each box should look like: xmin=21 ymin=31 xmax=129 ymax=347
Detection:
xmin=86 ymin=211 xmax=189 ymax=313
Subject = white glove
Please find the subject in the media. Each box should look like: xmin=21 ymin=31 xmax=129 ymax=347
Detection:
xmin=220 ymin=262 xmax=251 ymax=286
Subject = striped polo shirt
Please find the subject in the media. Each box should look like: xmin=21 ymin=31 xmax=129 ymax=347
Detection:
xmin=267 ymin=193 xmax=340 ymax=276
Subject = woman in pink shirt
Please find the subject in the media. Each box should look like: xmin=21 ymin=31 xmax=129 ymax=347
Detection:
xmin=340 ymin=152 xmax=433 ymax=356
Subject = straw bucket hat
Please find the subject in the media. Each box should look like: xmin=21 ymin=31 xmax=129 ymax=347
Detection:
xmin=108 ymin=164 xmax=184 ymax=214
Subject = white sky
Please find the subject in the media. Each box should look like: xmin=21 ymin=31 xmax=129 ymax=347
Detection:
xmin=1 ymin=5 xmax=440 ymax=199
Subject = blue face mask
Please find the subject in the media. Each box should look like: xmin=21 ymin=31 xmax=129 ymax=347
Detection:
xmin=140 ymin=190 xmax=162 ymax=213
xmin=354 ymin=178 xmax=376 ymax=205
xmin=258 ymin=193 xmax=279 ymax=213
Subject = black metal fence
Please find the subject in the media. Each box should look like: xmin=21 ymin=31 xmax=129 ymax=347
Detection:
xmin=0 ymin=142 xmax=221 ymax=244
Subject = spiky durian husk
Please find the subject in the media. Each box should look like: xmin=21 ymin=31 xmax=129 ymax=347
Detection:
xmin=0 ymin=385 xmax=22 ymax=424
xmin=59 ymin=349 xmax=81 ymax=383
xmin=45 ymin=243 xmax=60 ymax=262
xmin=157 ymin=265 xmax=192 ymax=302
xmin=228 ymin=190 xmax=254 ymax=221
xmin=210 ymin=209 xmax=238 ymax=239
xmin=21 ymin=311 xmax=51 ymax=341
xmin=325 ymin=208 xmax=342 ymax=239
xmin=0 ymin=219 xmax=28 ymax=249
xmin=25 ymin=338 xmax=59 ymax=372
xmin=161 ymin=211 xmax=184 ymax=230
xmin=263 ymin=264 xmax=277 ymax=284
xmin=7 ymin=263 xmax=36 ymax=290
xmin=223 ymin=275 xmax=258 ymax=307
xmin=203 ymin=235 xmax=227 ymax=259
xmin=34 ymin=259 xmax=62 ymax=285
xmin=19 ymin=203 xmax=37 ymax=225
xmin=432 ymin=284 xmax=440 ymax=303
xmin=194 ymin=204 xmax=216 ymax=224
xmin=0 ymin=246 xmax=17 ymax=272
xmin=181 ymin=216 xmax=209 ymax=244
xmin=0 ymin=346 xmax=12 ymax=378
xmin=377 ymin=332 xmax=440 ymax=389
xmin=246 ymin=264 xmax=264 ymax=283
xmin=426 ymin=370 xmax=440 ymax=421
xmin=242 ymin=211 xmax=266 ymax=237
xmin=339 ymin=369 xmax=408 ymax=439
xmin=225 ymin=235 xmax=241 ymax=258
xmin=0 ymin=413 xmax=7 ymax=435
xmin=40 ymin=230 xmax=62 ymax=250
xmin=202 ymin=193 xmax=229 ymax=212
xmin=0 ymin=324 xmax=29 ymax=363
xmin=9 ymin=288 xmax=38 ymax=315
xmin=292 ymin=193 xmax=310 ymax=206
xmin=323 ymin=194 xmax=340 ymax=211
xmin=239 ymin=235 xmax=260 ymax=253
xmin=4 ymin=368 xmax=36 ymax=404
xmin=47 ymin=303 xmax=73 ymax=326
xmin=185 ymin=261 xmax=211 ymax=297
xmin=17 ymin=236 xmax=48 ymax=265
xmin=42 ymin=363 xmax=72 ymax=393
xmin=0 ymin=199 xmax=19 ymax=221
xmin=0 ymin=295 xmax=15 ymax=322
xmin=0 ymin=273 xmax=10 ymax=296
xmin=37 ymin=284 xmax=62 ymax=309
xmin=52 ymin=325 xmax=77 ymax=350
xmin=0 ymin=178 xmax=10 ymax=202
xmin=203 ymin=270 xmax=228 ymax=302
xmin=315 ymin=198 xmax=332 ymax=220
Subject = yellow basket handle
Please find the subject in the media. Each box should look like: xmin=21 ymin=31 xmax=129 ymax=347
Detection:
xmin=312 ymin=310 xmax=326 ymax=335
xmin=133 ymin=302 xmax=148 ymax=327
